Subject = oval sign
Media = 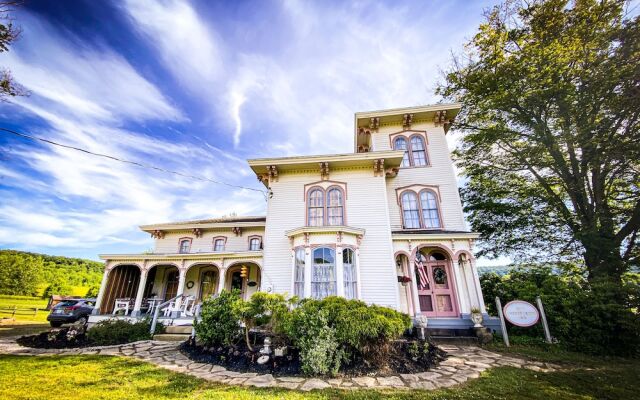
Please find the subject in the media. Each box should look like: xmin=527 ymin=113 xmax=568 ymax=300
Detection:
xmin=503 ymin=300 xmax=540 ymax=327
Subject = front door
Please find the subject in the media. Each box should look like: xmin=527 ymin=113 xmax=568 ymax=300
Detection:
xmin=229 ymin=270 xmax=245 ymax=298
xmin=415 ymin=252 xmax=458 ymax=317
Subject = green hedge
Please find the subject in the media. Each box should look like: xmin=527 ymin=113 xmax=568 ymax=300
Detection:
xmin=87 ymin=319 xmax=155 ymax=346
xmin=481 ymin=265 xmax=640 ymax=356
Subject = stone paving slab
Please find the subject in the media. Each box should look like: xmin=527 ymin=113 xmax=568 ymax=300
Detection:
xmin=0 ymin=337 xmax=561 ymax=392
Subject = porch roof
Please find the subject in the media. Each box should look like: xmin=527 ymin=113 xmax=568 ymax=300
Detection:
xmin=139 ymin=216 xmax=266 ymax=232
xmin=99 ymin=250 xmax=263 ymax=262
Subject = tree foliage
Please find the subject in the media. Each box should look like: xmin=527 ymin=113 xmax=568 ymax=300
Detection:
xmin=0 ymin=250 xmax=103 ymax=296
xmin=438 ymin=0 xmax=640 ymax=284
xmin=0 ymin=1 xmax=26 ymax=100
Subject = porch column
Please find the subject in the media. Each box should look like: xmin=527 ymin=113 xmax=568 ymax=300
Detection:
xmin=171 ymin=266 xmax=187 ymax=317
xmin=92 ymin=266 xmax=111 ymax=315
xmin=451 ymin=260 xmax=470 ymax=314
xmin=131 ymin=267 xmax=148 ymax=317
xmin=304 ymin=247 xmax=312 ymax=298
xmin=217 ymin=268 xmax=227 ymax=294
xmin=409 ymin=258 xmax=422 ymax=316
xmin=336 ymin=245 xmax=345 ymax=297
xmin=469 ymin=258 xmax=487 ymax=313
xmin=462 ymin=259 xmax=480 ymax=310
xmin=355 ymin=247 xmax=362 ymax=300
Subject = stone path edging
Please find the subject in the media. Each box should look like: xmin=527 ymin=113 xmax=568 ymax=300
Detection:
xmin=0 ymin=338 xmax=562 ymax=391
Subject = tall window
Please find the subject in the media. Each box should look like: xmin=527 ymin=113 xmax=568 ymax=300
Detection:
xmin=410 ymin=136 xmax=428 ymax=166
xmin=249 ymin=237 xmax=261 ymax=251
xmin=308 ymin=189 xmax=324 ymax=226
xmin=179 ymin=239 xmax=191 ymax=254
xmin=213 ymin=238 xmax=225 ymax=252
xmin=311 ymin=247 xmax=336 ymax=299
xmin=327 ymin=188 xmax=344 ymax=225
xmin=294 ymin=248 xmax=305 ymax=297
xmin=420 ymin=190 xmax=441 ymax=228
xmin=401 ymin=191 xmax=421 ymax=228
xmin=393 ymin=137 xmax=410 ymax=167
xmin=199 ymin=270 xmax=217 ymax=301
xmin=343 ymin=248 xmax=357 ymax=299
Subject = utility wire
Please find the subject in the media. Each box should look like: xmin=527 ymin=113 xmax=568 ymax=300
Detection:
xmin=0 ymin=127 xmax=267 ymax=194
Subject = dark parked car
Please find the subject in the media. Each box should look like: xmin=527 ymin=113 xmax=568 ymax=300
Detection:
xmin=47 ymin=298 xmax=95 ymax=327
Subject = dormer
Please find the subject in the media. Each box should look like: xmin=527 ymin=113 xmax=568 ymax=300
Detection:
xmin=353 ymin=103 xmax=461 ymax=153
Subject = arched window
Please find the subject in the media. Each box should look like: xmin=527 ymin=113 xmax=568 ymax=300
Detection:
xmin=420 ymin=190 xmax=441 ymax=228
xmin=311 ymin=247 xmax=336 ymax=299
xmin=249 ymin=237 xmax=262 ymax=251
xmin=213 ymin=238 xmax=225 ymax=252
xmin=393 ymin=137 xmax=410 ymax=167
xmin=178 ymin=238 xmax=191 ymax=254
xmin=308 ymin=188 xmax=324 ymax=226
xmin=343 ymin=248 xmax=357 ymax=299
xmin=401 ymin=191 xmax=421 ymax=229
xmin=294 ymin=248 xmax=305 ymax=297
xmin=326 ymin=188 xmax=344 ymax=225
xmin=410 ymin=136 xmax=427 ymax=166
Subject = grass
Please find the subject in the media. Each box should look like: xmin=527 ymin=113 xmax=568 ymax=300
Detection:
xmin=0 ymin=351 xmax=637 ymax=400
xmin=0 ymin=295 xmax=49 ymax=322
xmin=0 ymin=322 xmax=50 ymax=338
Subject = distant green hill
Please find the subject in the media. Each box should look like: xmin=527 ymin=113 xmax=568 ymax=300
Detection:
xmin=477 ymin=265 xmax=516 ymax=276
xmin=0 ymin=249 xmax=104 ymax=297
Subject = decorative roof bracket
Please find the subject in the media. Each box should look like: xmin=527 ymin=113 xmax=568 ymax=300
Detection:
xmin=403 ymin=113 xmax=413 ymax=129
xmin=319 ymin=162 xmax=330 ymax=180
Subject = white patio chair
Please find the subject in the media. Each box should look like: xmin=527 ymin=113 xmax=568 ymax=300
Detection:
xmin=180 ymin=296 xmax=196 ymax=317
xmin=113 ymin=298 xmax=131 ymax=315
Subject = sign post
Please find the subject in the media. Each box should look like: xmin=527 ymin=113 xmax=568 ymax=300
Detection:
xmin=536 ymin=296 xmax=552 ymax=343
xmin=495 ymin=297 xmax=509 ymax=347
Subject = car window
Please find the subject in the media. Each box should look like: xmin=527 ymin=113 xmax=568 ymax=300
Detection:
xmin=56 ymin=300 xmax=78 ymax=308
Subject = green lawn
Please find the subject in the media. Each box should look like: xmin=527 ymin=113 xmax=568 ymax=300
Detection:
xmin=0 ymin=351 xmax=637 ymax=400
xmin=0 ymin=295 xmax=49 ymax=322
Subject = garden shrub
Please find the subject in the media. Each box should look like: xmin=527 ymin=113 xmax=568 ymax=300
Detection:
xmin=194 ymin=289 xmax=242 ymax=347
xmin=283 ymin=296 xmax=411 ymax=374
xmin=87 ymin=319 xmax=153 ymax=346
xmin=481 ymin=265 xmax=640 ymax=356
xmin=232 ymin=291 xmax=290 ymax=350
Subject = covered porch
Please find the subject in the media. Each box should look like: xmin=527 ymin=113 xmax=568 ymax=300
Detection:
xmin=91 ymin=253 xmax=263 ymax=324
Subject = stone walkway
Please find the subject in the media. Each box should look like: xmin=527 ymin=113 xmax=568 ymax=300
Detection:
xmin=0 ymin=337 xmax=561 ymax=391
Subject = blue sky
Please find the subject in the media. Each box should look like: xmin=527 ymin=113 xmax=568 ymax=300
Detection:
xmin=0 ymin=0 xmax=506 ymax=263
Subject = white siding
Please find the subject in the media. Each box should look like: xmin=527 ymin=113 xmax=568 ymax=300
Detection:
xmin=372 ymin=121 xmax=467 ymax=231
xmin=263 ymin=168 xmax=399 ymax=308
xmin=153 ymin=228 xmax=265 ymax=254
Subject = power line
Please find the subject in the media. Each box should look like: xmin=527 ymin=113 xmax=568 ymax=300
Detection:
xmin=0 ymin=127 xmax=267 ymax=194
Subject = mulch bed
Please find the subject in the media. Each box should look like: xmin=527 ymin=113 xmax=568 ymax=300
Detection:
xmin=180 ymin=332 xmax=447 ymax=377
xmin=17 ymin=327 xmax=91 ymax=349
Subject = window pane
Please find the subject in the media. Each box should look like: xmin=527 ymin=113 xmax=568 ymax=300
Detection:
xmin=249 ymin=238 xmax=261 ymax=251
xmin=411 ymin=136 xmax=428 ymax=166
xmin=199 ymin=270 xmax=217 ymax=301
xmin=343 ymin=249 xmax=357 ymax=299
xmin=420 ymin=191 xmax=441 ymax=228
xmin=311 ymin=247 xmax=336 ymax=299
xmin=179 ymin=240 xmax=190 ymax=253
xmin=214 ymin=239 xmax=225 ymax=251
xmin=294 ymin=248 xmax=305 ymax=297
xmin=394 ymin=137 xmax=410 ymax=167
xmin=402 ymin=192 xmax=420 ymax=228
xmin=327 ymin=188 xmax=344 ymax=225
xmin=308 ymin=189 xmax=324 ymax=226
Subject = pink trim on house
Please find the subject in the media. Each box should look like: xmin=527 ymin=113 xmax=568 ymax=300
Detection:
xmin=247 ymin=235 xmax=263 ymax=251
xmin=397 ymin=187 xmax=444 ymax=230
xmin=389 ymin=131 xmax=431 ymax=168
xmin=177 ymin=237 xmax=193 ymax=254
xmin=212 ymin=236 xmax=227 ymax=252
xmin=304 ymin=184 xmax=348 ymax=227
xmin=410 ymin=247 xmax=460 ymax=318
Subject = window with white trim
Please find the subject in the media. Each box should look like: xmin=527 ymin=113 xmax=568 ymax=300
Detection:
xmin=294 ymin=248 xmax=305 ymax=297
xmin=420 ymin=190 xmax=441 ymax=228
xmin=393 ymin=137 xmax=410 ymax=167
xmin=343 ymin=248 xmax=357 ymax=299
xmin=179 ymin=239 xmax=191 ymax=254
xmin=213 ymin=238 xmax=225 ymax=252
xmin=249 ymin=237 xmax=261 ymax=251
xmin=308 ymin=189 xmax=324 ymax=226
xmin=401 ymin=191 xmax=421 ymax=229
xmin=327 ymin=188 xmax=344 ymax=225
xmin=311 ymin=247 xmax=336 ymax=299
xmin=410 ymin=136 xmax=428 ymax=166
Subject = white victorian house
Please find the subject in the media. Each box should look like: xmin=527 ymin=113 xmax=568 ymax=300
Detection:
xmin=89 ymin=103 xmax=499 ymax=333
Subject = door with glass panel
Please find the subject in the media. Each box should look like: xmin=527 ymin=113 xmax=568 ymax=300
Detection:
xmin=415 ymin=251 xmax=458 ymax=317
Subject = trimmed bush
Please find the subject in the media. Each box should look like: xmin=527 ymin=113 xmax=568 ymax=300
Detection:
xmin=86 ymin=319 xmax=153 ymax=346
xmin=283 ymin=296 xmax=412 ymax=374
xmin=194 ymin=290 xmax=242 ymax=347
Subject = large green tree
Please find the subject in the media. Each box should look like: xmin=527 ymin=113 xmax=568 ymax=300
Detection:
xmin=0 ymin=251 xmax=43 ymax=296
xmin=438 ymin=0 xmax=639 ymax=284
xmin=0 ymin=1 xmax=25 ymax=101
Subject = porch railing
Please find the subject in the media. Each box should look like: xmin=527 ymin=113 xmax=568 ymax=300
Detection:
xmin=149 ymin=294 xmax=187 ymax=334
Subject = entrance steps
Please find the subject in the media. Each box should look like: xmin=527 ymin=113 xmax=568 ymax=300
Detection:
xmin=153 ymin=325 xmax=192 ymax=342
xmin=427 ymin=328 xmax=479 ymax=345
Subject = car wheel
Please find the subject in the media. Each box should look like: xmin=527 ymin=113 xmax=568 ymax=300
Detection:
xmin=77 ymin=316 xmax=88 ymax=326
xmin=50 ymin=322 xmax=62 ymax=328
